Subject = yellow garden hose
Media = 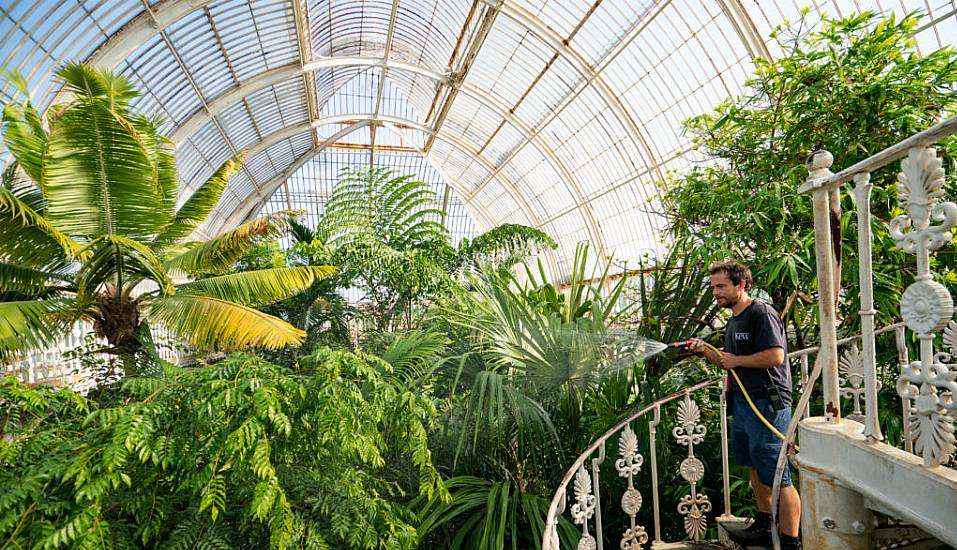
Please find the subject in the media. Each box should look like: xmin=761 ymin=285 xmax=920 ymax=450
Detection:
xmin=674 ymin=339 xmax=798 ymax=452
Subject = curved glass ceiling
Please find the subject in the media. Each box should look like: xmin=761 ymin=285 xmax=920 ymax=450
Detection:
xmin=1 ymin=0 xmax=955 ymax=281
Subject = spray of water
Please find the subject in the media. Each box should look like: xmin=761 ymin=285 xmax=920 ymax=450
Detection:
xmin=596 ymin=328 xmax=669 ymax=375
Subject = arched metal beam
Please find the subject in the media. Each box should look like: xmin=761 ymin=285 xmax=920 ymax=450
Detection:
xmin=469 ymin=0 xmax=665 ymax=248
xmin=168 ymin=58 xmax=607 ymax=258
xmin=218 ymin=118 xmax=562 ymax=278
xmin=170 ymin=59 xmax=451 ymax=143
xmin=210 ymin=113 xmax=550 ymax=247
xmin=79 ymin=0 xmax=669 ymax=264
xmin=482 ymin=0 xmax=665 ymax=185
xmin=84 ymin=0 xmax=204 ymax=68
xmin=716 ymin=0 xmax=772 ymax=61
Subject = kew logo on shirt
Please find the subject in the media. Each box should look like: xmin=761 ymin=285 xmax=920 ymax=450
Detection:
xmin=734 ymin=333 xmax=749 ymax=341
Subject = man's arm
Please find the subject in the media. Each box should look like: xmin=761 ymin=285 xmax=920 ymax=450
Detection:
xmin=688 ymin=338 xmax=784 ymax=370
xmin=721 ymin=347 xmax=784 ymax=369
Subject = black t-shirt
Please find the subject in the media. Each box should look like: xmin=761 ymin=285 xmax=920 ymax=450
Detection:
xmin=724 ymin=300 xmax=791 ymax=406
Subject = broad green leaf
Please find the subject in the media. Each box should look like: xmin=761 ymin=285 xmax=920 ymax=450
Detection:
xmin=164 ymin=212 xmax=296 ymax=275
xmin=148 ymin=294 xmax=306 ymax=351
xmin=154 ymin=153 xmax=245 ymax=249
xmin=177 ymin=266 xmax=335 ymax=307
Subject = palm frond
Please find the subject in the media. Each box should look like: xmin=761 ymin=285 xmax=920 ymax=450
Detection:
xmin=417 ymin=477 xmax=579 ymax=550
xmin=458 ymin=224 xmax=557 ymax=272
xmin=128 ymin=111 xmax=178 ymax=224
xmin=77 ymin=235 xmax=173 ymax=299
xmin=378 ymin=330 xmax=447 ymax=384
xmin=56 ymin=62 xmax=137 ymax=106
xmin=153 ymin=154 xmax=244 ymax=249
xmin=287 ymin=218 xmax=316 ymax=245
xmin=176 ymin=266 xmax=335 ymax=306
xmin=453 ymin=369 xmax=557 ymax=465
xmin=0 ymin=262 xmax=71 ymax=294
xmin=147 ymin=294 xmax=306 ymax=351
xmin=317 ymin=167 xmax=449 ymax=249
xmin=0 ymin=299 xmax=74 ymax=359
xmin=42 ymin=63 xmax=168 ymax=239
xmin=163 ymin=212 xmax=296 ymax=275
xmin=0 ymin=186 xmax=85 ymax=265
xmin=1 ymin=91 xmax=48 ymax=185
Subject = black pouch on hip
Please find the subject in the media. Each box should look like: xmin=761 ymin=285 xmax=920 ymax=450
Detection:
xmin=767 ymin=387 xmax=785 ymax=411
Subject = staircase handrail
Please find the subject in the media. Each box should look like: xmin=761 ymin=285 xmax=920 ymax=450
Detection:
xmin=542 ymin=375 xmax=725 ymax=550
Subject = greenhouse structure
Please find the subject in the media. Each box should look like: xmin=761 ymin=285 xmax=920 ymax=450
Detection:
xmin=2 ymin=0 xmax=957 ymax=548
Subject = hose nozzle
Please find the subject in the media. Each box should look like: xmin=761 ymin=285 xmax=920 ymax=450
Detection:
xmin=671 ymin=339 xmax=693 ymax=349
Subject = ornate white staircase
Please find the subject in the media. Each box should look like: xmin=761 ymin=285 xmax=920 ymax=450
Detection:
xmin=543 ymin=118 xmax=957 ymax=550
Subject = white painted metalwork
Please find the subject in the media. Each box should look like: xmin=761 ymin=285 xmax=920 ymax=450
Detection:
xmin=890 ymin=146 xmax=957 ymax=467
xmin=570 ymin=464 xmax=597 ymax=550
xmin=780 ymin=117 xmax=957 ymax=549
xmin=4 ymin=321 xmax=181 ymax=394
xmin=673 ymin=393 xmax=711 ymax=541
xmin=543 ymin=321 xmax=916 ymax=550
xmin=542 ymin=377 xmax=726 ymax=550
xmin=852 ymin=170 xmax=882 ymax=440
xmin=615 ymin=424 xmax=648 ymax=550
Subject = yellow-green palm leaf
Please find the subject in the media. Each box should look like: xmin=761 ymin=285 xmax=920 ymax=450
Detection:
xmin=164 ymin=212 xmax=296 ymax=275
xmin=43 ymin=63 xmax=171 ymax=239
xmin=153 ymin=154 xmax=244 ymax=249
xmin=0 ymin=186 xmax=85 ymax=264
xmin=148 ymin=294 xmax=306 ymax=351
xmin=77 ymin=235 xmax=173 ymax=300
xmin=177 ymin=266 xmax=335 ymax=307
xmin=0 ymin=299 xmax=73 ymax=358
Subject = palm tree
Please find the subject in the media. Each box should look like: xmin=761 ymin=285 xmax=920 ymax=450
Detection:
xmin=0 ymin=63 xmax=333 ymax=374
xmin=420 ymin=243 xmax=647 ymax=549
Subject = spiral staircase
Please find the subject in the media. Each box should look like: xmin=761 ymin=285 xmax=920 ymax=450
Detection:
xmin=543 ymin=117 xmax=957 ymax=550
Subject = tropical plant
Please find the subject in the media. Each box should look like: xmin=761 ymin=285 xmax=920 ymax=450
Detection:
xmin=312 ymin=167 xmax=453 ymax=330
xmin=661 ymin=10 xmax=957 ymax=337
xmin=235 ymin=219 xmax=355 ymax=367
xmin=451 ymin=223 xmax=557 ymax=277
xmin=420 ymin=243 xmax=647 ymax=549
xmin=0 ymin=350 xmax=448 ymax=549
xmin=0 ymin=63 xmax=333 ymax=374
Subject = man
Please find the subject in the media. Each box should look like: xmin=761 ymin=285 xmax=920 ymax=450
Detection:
xmin=688 ymin=260 xmax=801 ymax=549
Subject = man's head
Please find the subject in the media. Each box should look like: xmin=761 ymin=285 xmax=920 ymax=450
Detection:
xmin=708 ymin=260 xmax=752 ymax=309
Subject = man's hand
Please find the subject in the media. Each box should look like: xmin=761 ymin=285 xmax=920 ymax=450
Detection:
xmin=687 ymin=338 xmax=738 ymax=370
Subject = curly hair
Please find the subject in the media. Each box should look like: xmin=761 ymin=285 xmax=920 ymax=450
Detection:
xmin=708 ymin=259 xmax=752 ymax=290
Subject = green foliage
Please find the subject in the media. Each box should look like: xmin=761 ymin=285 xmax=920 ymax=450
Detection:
xmin=453 ymin=224 xmax=557 ymax=277
xmin=662 ymin=11 xmax=957 ymax=337
xmin=313 ymin=167 xmax=454 ymax=330
xmin=0 ymin=63 xmax=331 ymax=374
xmin=422 ymin=243 xmax=645 ymax=548
xmin=0 ymin=349 xmax=447 ymax=549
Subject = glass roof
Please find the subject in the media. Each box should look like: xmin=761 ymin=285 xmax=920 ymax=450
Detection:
xmin=1 ymin=0 xmax=956 ymax=281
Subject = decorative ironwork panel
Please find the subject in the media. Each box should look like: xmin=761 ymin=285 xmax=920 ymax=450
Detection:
xmin=616 ymin=424 xmax=648 ymax=549
xmin=892 ymin=147 xmax=957 ymax=467
xmin=672 ymin=393 xmax=711 ymax=541
xmin=840 ymin=344 xmax=881 ymax=418
xmin=571 ymin=465 xmax=597 ymax=550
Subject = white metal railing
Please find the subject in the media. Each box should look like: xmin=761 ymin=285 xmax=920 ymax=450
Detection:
xmin=542 ymin=376 xmax=730 ymax=550
xmin=779 ymin=115 xmax=957 ymax=548
xmin=544 ymin=115 xmax=957 ymax=549
xmin=799 ymin=115 xmax=957 ymax=467
xmin=3 ymin=321 xmax=181 ymax=393
xmin=541 ymin=322 xmax=912 ymax=549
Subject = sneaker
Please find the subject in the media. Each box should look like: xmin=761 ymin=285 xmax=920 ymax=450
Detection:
xmin=728 ymin=512 xmax=773 ymax=546
xmin=779 ymin=534 xmax=802 ymax=550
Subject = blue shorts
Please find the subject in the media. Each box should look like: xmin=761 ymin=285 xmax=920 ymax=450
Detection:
xmin=731 ymin=392 xmax=793 ymax=487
